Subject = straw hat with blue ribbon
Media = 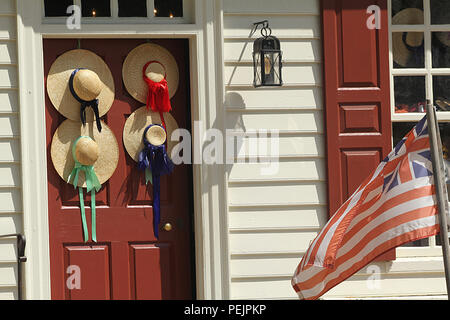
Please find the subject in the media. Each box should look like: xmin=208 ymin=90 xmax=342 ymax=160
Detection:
xmin=50 ymin=119 xmax=119 ymax=242
xmin=47 ymin=49 xmax=115 ymax=131
xmin=122 ymin=106 xmax=179 ymax=239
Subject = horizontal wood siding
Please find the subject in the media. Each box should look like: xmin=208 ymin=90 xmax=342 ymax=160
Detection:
xmin=222 ymin=0 xmax=447 ymax=300
xmin=0 ymin=0 xmax=22 ymax=300
xmin=223 ymin=0 xmax=327 ymax=300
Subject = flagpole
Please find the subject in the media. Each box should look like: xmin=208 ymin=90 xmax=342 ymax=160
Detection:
xmin=426 ymin=100 xmax=450 ymax=299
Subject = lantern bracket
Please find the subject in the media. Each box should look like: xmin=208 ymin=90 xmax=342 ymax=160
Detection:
xmin=252 ymin=20 xmax=272 ymax=38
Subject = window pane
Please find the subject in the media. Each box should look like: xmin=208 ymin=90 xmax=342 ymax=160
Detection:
xmin=81 ymin=0 xmax=111 ymax=17
xmin=392 ymin=0 xmax=423 ymax=24
xmin=433 ymin=76 xmax=450 ymax=112
xmin=154 ymin=0 xmax=183 ymax=17
xmin=394 ymin=76 xmax=426 ymax=113
xmin=432 ymin=32 xmax=450 ymax=68
xmin=44 ymin=0 xmax=73 ymax=17
xmin=118 ymin=0 xmax=147 ymax=17
xmin=392 ymin=32 xmax=424 ymax=68
xmin=431 ymin=0 xmax=450 ymax=25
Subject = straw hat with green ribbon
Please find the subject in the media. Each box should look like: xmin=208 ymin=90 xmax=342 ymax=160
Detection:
xmin=50 ymin=119 xmax=119 ymax=242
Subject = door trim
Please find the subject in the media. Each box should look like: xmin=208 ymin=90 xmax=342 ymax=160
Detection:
xmin=16 ymin=0 xmax=229 ymax=299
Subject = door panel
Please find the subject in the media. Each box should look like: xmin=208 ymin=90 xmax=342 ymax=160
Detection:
xmin=44 ymin=39 xmax=194 ymax=299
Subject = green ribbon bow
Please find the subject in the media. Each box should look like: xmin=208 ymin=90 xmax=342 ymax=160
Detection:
xmin=67 ymin=136 xmax=102 ymax=242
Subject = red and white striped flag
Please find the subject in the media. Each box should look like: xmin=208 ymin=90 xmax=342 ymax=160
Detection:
xmin=291 ymin=115 xmax=440 ymax=299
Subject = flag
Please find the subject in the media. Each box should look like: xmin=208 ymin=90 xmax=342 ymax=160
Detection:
xmin=291 ymin=115 xmax=439 ymax=300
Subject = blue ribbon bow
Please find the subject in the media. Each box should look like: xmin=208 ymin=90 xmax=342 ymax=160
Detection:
xmin=138 ymin=125 xmax=174 ymax=239
xmin=69 ymin=68 xmax=102 ymax=132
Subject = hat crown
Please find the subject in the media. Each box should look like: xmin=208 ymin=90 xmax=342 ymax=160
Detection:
xmin=145 ymin=125 xmax=167 ymax=146
xmin=73 ymin=69 xmax=103 ymax=101
xmin=75 ymin=137 xmax=99 ymax=166
xmin=145 ymin=63 xmax=166 ymax=83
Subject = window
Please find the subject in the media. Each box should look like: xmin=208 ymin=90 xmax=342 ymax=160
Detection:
xmin=43 ymin=0 xmax=191 ymax=21
xmin=390 ymin=0 xmax=450 ymax=120
xmin=43 ymin=0 xmax=73 ymax=17
xmin=390 ymin=0 xmax=450 ymax=249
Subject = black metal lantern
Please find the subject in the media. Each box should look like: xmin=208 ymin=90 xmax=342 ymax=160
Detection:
xmin=252 ymin=20 xmax=282 ymax=87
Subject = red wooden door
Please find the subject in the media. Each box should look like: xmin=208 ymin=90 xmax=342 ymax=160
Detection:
xmin=44 ymin=39 xmax=194 ymax=300
xmin=321 ymin=0 xmax=395 ymax=260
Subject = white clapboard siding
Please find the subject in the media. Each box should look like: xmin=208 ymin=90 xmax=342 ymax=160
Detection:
xmin=0 ymin=41 xmax=17 ymax=64
xmin=223 ymin=0 xmax=319 ymax=15
xmin=231 ymin=135 xmax=325 ymax=159
xmin=230 ymin=278 xmax=298 ymax=299
xmin=0 ymin=114 xmax=19 ymax=137
xmin=229 ymin=230 xmax=319 ymax=255
xmin=223 ymin=0 xmax=327 ymax=300
xmin=0 ymin=16 xmax=16 ymax=40
xmin=0 ymin=0 xmax=21 ymax=300
xmin=224 ymin=64 xmax=321 ymax=86
xmin=226 ymin=110 xmax=323 ymax=132
xmin=0 ymin=140 xmax=20 ymax=162
xmin=228 ymin=159 xmax=326 ymax=182
xmin=0 ymin=189 xmax=22 ymax=213
xmin=0 ymin=0 xmax=15 ymax=15
xmin=0 ymin=164 xmax=21 ymax=187
xmin=228 ymin=181 xmax=327 ymax=206
xmin=228 ymin=206 xmax=328 ymax=230
xmin=0 ymin=65 xmax=18 ymax=88
xmin=224 ymin=39 xmax=321 ymax=63
xmin=223 ymin=15 xmax=320 ymax=39
xmin=0 ymin=90 xmax=18 ymax=113
xmin=224 ymin=88 xmax=323 ymax=110
xmin=230 ymin=254 xmax=302 ymax=278
xmin=0 ymin=239 xmax=18 ymax=263
xmin=0 ymin=263 xmax=17 ymax=287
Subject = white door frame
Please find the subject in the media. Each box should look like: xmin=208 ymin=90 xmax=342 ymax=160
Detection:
xmin=16 ymin=0 xmax=229 ymax=299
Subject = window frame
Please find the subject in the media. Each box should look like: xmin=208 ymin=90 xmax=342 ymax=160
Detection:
xmin=388 ymin=0 xmax=450 ymax=254
xmin=389 ymin=0 xmax=450 ymax=122
xmin=41 ymin=0 xmax=195 ymax=24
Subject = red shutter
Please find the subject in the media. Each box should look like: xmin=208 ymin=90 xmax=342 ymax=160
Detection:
xmin=321 ymin=0 xmax=395 ymax=260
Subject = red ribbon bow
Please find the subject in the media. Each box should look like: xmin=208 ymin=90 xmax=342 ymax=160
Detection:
xmin=143 ymin=61 xmax=172 ymax=129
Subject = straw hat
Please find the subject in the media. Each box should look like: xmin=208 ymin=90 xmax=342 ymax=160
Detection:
xmin=123 ymin=106 xmax=179 ymax=162
xmin=47 ymin=49 xmax=115 ymax=122
xmin=392 ymin=8 xmax=424 ymax=67
xmin=122 ymin=43 xmax=179 ymax=103
xmin=51 ymin=119 xmax=119 ymax=188
xmin=437 ymin=32 xmax=450 ymax=48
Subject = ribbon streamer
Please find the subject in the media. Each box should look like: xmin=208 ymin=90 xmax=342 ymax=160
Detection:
xmin=67 ymin=136 xmax=102 ymax=242
xmin=142 ymin=61 xmax=172 ymax=130
xmin=138 ymin=125 xmax=174 ymax=239
xmin=69 ymin=68 xmax=102 ymax=132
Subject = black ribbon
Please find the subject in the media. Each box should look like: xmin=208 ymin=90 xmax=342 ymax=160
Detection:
xmin=69 ymin=68 xmax=102 ymax=132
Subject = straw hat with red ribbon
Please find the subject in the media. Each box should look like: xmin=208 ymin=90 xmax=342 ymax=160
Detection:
xmin=122 ymin=43 xmax=179 ymax=130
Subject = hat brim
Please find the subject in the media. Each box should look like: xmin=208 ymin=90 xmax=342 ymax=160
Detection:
xmin=47 ymin=49 xmax=115 ymax=122
xmin=51 ymin=119 xmax=119 ymax=188
xmin=123 ymin=106 xmax=179 ymax=162
xmin=122 ymin=43 xmax=179 ymax=103
xmin=392 ymin=8 xmax=424 ymax=67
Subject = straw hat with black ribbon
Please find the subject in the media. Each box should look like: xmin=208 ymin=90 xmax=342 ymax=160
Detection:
xmin=123 ymin=106 xmax=179 ymax=239
xmin=50 ymin=119 xmax=119 ymax=242
xmin=47 ymin=49 xmax=115 ymax=132
xmin=392 ymin=8 xmax=424 ymax=67
xmin=122 ymin=43 xmax=179 ymax=130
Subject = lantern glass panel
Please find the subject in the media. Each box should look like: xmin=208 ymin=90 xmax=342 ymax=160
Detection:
xmin=253 ymin=52 xmax=262 ymax=87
